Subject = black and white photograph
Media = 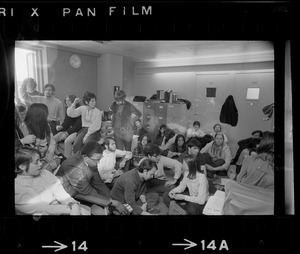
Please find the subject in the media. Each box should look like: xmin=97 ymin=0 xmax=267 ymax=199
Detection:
xmin=0 ymin=0 xmax=295 ymax=253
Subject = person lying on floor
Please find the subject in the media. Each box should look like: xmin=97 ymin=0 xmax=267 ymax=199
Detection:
xmin=200 ymin=133 xmax=231 ymax=179
xmin=97 ymin=137 xmax=132 ymax=189
xmin=110 ymin=159 xmax=160 ymax=215
xmin=163 ymin=155 xmax=209 ymax=215
xmin=15 ymin=146 xmax=90 ymax=215
xmin=56 ymin=140 xmax=129 ymax=215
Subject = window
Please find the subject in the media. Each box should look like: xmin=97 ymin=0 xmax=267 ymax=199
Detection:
xmin=206 ymin=87 xmax=217 ymax=98
xmin=14 ymin=42 xmax=48 ymax=103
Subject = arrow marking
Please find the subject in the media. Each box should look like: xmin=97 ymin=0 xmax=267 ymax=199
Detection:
xmin=172 ymin=238 xmax=197 ymax=250
xmin=42 ymin=241 xmax=68 ymax=252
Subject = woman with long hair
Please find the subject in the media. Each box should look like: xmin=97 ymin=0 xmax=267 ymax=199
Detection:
xmin=15 ymin=146 xmax=89 ymax=215
xmin=132 ymin=134 xmax=149 ymax=167
xmin=200 ymin=132 xmax=232 ymax=179
xmin=163 ymin=155 xmax=209 ymax=215
xmin=15 ymin=104 xmax=36 ymax=148
xmin=167 ymin=134 xmax=187 ymax=159
xmin=23 ymin=103 xmax=60 ymax=173
xmin=53 ymin=94 xmax=82 ymax=158
xmin=237 ymin=132 xmax=274 ymax=189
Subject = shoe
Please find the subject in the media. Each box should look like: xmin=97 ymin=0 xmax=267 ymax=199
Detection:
xmin=148 ymin=207 xmax=161 ymax=214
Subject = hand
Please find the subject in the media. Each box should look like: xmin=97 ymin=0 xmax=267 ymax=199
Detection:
xmin=141 ymin=203 xmax=147 ymax=212
xmin=60 ymin=133 xmax=68 ymax=141
xmin=73 ymin=98 xmax=81 ymax=105
xmin=70 ymin=203 xmax=80 ymax=215
xmin=56 ymin=125 xmax=63 ymax=131
xmin=118 ymin=159 xmax=126 ymax=169
xmin=114 ymin=169 xmax=123 ymax=177
xmin=168 ymin=191 xmax=176 ymax=199
xmin=165 ymin=179 xmax=177 ymax=187
xmin=174 ymin=194 xmax=185 ymax=200
xmin=114 ymin=201 xmax=130 ymax=215
xmin=21 ymin=134 xmax=36 ymax=145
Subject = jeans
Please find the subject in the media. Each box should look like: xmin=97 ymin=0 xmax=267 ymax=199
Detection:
xmin=73 ymin=128 xmax=101 ymax=154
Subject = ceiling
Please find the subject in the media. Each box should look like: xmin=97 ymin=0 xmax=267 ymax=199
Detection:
xmin=42 ymin=40 xmax=274 ymax=66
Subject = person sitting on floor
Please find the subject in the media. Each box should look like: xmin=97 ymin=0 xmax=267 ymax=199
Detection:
xmin=177 ymin=139 xmax=207 ymax=176
xmin=110 ymin=159 xmax=160 ymax=215
xmin=15 ymin=104 xmax=36 ymax=148
xmin=235 ymin=138 xmax=260 ymax=176
xmin=23 ymin=103 xmax=61 ymax=173
xmin=153 ymin=124 xmax=176 ymax=153
xmin=15 ymin=146 xmax=90 ymax=215
xmin=201 ymin=132 xmax=232 ymax=179
xmin=163 ymin=155 xmax=209 ymax=215
xmin=67 ymin=92 xmax=103 ymax=154
xmin=236 ymin=132 xmax=274 ymax=189
xmin=186 ymin=121 xmax=206 ymax=141
xmin=133 ymin=119 xmax=148 ymax=141
xmin=209 ymin=123 xmax=228 ymax=144
xmin=97 ymin=137 xmax=132 ymax=189
xmin=139 ymin=144 xmax=183 ymax=196
xmin=20 ymin=81 xmax=65 ymax=135
xmin=231 ymin=130 xmax=263 ymax=165
xmin=53 ymin=94 xmax=82 ymax=158
xmin=166 ymin=134 xmax=187 ymax=159
xmin=56 ymin=140 xmax=129 ymax=215
xmin=132 ymin=134 xmax=149 ymax=167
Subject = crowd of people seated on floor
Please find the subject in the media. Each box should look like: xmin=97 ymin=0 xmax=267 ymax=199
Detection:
xmin=14 ymin=78 xmax=275 ymax=216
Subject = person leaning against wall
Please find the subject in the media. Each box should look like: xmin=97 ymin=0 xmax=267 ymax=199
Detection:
xmin=109 ymin=90 xmax=142 ymax=151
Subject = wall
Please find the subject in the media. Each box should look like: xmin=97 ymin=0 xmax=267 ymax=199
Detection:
xmin=125 ymin=62 xmax=274 ymax=154
xmin=46 ymin=47 xmax=97 ymax=104
xmin=97 ymin=54 xmax=123 ymax=111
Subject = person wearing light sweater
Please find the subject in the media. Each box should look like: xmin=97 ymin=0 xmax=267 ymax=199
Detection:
xmin=15 ymin=146 xmax=90 ymax=215
xmin=186 ymin=121 xmax=206 ymax=140
xmin=163 ymin=155 xmax=209 ymax=215
xmin=67 ymin=91 xmax=103 ymax=154
xmin=200 ymin=133 xmax=232 ymax=179
xmin=97 ymin=137 xmax=132 ymax=188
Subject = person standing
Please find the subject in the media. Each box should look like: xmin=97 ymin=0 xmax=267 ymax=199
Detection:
xmin=20 ymin=81 xmax=65 ymax=135
xmin=22 ymin=77 xmax=43 ymax=96
xmin=109 ymin=90 xmax=142 ymax=151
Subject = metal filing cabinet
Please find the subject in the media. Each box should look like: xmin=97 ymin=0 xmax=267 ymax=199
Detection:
xmin=143 ymin=102 xmax=188 ymax=142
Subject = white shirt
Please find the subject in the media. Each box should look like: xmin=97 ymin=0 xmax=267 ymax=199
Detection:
xmin=15 ymin=170 xmax=74 ymax=215
xmin=97 ymin=149 xmax=132 ymax=183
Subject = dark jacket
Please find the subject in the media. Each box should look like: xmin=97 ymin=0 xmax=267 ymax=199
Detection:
xmin=60 ymin=113 xmax=82 ymax=136
xmin=220 ymin=95 xmax=238 ymax=126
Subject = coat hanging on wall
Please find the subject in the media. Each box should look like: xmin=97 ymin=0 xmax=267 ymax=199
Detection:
xmin=262 ymin=103 xmax=274 ymax=119
xmin=220 ymin=95 xmax=238 ymax=127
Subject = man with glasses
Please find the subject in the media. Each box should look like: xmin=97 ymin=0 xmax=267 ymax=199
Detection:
xmin=56 ymin=140 xmax=129 ymax=215
xmin=139 ymin=143 xmax=183 ymax=195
